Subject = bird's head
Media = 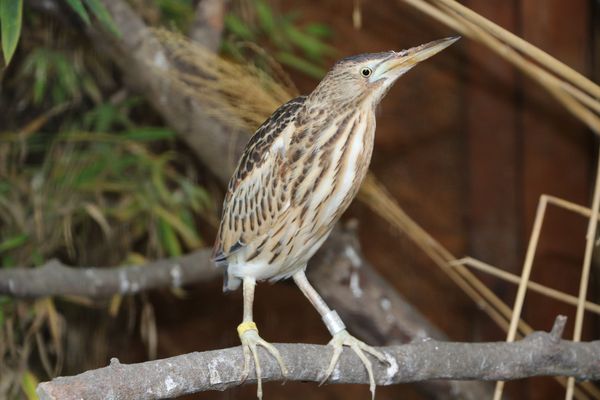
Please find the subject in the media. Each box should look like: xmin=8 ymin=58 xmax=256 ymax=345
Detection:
xmin=309 ymin=36 xmax=460 ymax=109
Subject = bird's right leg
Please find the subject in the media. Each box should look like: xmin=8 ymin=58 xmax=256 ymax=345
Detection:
xmin=238 ymin=277 xmax=287 ymax=400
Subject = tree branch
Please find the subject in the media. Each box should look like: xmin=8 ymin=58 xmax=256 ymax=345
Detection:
xmin=36 ymin=316 xmax=599 ymax=400
xmin=189 ymin=0 xmax=226 ymax=49
xmin=0 ymin=250 xmax=216 ymax=298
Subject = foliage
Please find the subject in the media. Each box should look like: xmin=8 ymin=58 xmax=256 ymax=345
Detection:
xmin=0 ymin=2 xmax=216 ymax=397
xmin=154 ymin=0 xmax=195 ymax=30
xmin=0 ymin=0 xmax=23 ymax=65
xmin=0 ymin=126 xmax=212 ymax=267
xmin=0 ymin=0 xmax=119 ymax=66
xmin=222 ymin=0 xmax=335 ymax=79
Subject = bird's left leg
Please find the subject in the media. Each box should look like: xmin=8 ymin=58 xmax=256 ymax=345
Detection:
xmin=238 ymin=277 xmax=287 ymax=400
xmin=292 ymin=270 xmax=387 ymax=398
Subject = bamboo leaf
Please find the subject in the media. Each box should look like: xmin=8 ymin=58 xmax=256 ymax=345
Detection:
xmin=65 ymin=0 xmax=91 ymax=25
xmin=83 ymin=0 xmax=120 ymax=36
xmin=255 ymin=0 xmax=275 ymax=35
xmin=154 ymin=206 xmax=201 ymax=248
xmin=123 ymin=127 xmax=176 ymax=142
xmin=276 ymin=51 xmax=326 ymax=79
xmin=283 ymin=24 xmax=336 ymax=59
xmin=0 ymin=0 xmax=23 ymax=65
xmin=158 ymin=217 xmax=182 ymax=256
xmin=304 ymin=22 xmax=332 ymax=38
xmin=0 ymin=233 xmax=28 ymax=253
xmin=224 ymin=14 xmax=254 ymax=40
xmin=20 ymin=370 xmax=39 ymax=400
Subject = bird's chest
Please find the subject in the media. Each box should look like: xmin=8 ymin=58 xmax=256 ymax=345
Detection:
xmin=298 ymin=112 xmax=375 ymax=230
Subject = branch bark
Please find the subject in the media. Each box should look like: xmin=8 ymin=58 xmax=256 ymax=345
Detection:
xmin=0 ymin=250 xmax=215 ymax=298
xmin=36 ymin=317 xmax=599 ymax=400
xmin=189 ymin=0 xmax=227 ymax=50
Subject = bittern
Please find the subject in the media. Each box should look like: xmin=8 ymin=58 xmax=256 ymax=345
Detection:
xmin=213 ymin=36 xmax=459 ymax=399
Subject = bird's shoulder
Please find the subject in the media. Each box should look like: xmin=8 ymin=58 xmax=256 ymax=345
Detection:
xmin=230 ymin=95 xmax=307 ymax=192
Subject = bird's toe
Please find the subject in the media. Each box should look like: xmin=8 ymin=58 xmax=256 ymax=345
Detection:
xmin=238 ymin=323 xmax=287 ymax=399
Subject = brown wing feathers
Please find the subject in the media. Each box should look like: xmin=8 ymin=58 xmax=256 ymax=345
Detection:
xmin=212 ymin=96 xmax=306 ymax=267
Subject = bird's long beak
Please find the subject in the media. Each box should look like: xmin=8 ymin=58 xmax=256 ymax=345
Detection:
xmin=370 ymin=36 xmax=460 ymax=82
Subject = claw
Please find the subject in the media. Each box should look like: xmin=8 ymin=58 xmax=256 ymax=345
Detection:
xmin=239 ymin=324 xmax=288 ymax=400
xmin=320 ymin=329 xmax=387 ymax=399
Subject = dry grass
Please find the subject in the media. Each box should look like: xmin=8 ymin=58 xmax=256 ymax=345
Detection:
xmin=152 ymin=28 xmax=296 ymax=132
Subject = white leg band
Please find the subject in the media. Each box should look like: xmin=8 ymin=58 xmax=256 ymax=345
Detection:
xmin=322 ymin=310 xmax=346 ymax=336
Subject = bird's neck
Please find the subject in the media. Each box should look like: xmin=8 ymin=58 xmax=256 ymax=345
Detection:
xmin=298 ymin=96 xmax=376 ymax=143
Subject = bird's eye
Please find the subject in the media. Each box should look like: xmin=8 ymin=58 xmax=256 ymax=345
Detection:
xmin=360 ymin=67 xmax=372 ymax=77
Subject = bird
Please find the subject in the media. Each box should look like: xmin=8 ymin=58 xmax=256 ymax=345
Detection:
xmin=212 ymin=36 xmax=459 ymax=399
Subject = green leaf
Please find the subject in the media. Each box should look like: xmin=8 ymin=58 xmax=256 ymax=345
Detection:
xmin=21 ymin=370 xmax=39 ymax=400
xmin=31 ymin=250 xmax=44 ymax=266
xmin=32 ymin=56 xmax=48 ymax=104
xmin=219 ymin=40 xmax=245 ymax=62
xmin=154 ymin=206 xmax=201 ymax=248
xmin=276 ymin=51 xmax=326 ymax=79
xmin=224 ymin=14 xmax=255 ymax=40
xmin=83 ymin=0 xmax=120 ymax=36
xmin=123 ymin=127 xmax=176 ymax=142
xmin=65 ymin=0 xmax=91 ymax=25
xmin=283 ymin=24 xmax=336 ymax=60
xmin=0 ymin=233 xmax=28 ymax=253
xmin=0 ymin=0 xmax=23 ymax=65
xmin=54 ymin=54 xmax=79 ymax=101
xmin=304 ymin=23 xmax=332 ymax=38
xmin=158 ymin=217 xmax=182 ymax=257
xmin=255 ymin=0 xmax=275 ymax=35
xmin=72 ymin=159 xmax=107 ymax=187
xmin=2 ymin=255 xmax=15 ymax=268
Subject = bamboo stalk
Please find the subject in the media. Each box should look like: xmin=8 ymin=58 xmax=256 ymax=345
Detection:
xmin=452 ymin=257 xmax=600 ymax=315
xmin=493 ymin=197 xmax=548 ymax=399
xmin=565 ymin=147 xmax=600 ymax=399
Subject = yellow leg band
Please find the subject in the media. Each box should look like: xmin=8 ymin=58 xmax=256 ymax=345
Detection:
xmin=237 ymin=321 xmax=258 ymax=336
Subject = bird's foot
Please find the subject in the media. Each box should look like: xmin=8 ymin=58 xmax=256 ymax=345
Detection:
xmin=238 ymin=321 xmax=288 ymax=400
xmin=320 ymin=329 xmax=387 ymax=399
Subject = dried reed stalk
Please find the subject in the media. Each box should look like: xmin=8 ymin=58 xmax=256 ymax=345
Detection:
xmin=452 ymin=257 xmax=600 ymax=315
xmin=399 ymin=0 xmax=600 ymax=134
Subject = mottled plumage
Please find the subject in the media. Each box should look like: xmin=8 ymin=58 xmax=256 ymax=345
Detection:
xmin=212 ymin=37 xmax=459 ymax=400
xmin=213 ymin=87 xmax=377 ymax=290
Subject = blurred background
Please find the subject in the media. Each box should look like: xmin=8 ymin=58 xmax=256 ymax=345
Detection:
xmin=0 ymin=0 xmax=599 ymax=399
